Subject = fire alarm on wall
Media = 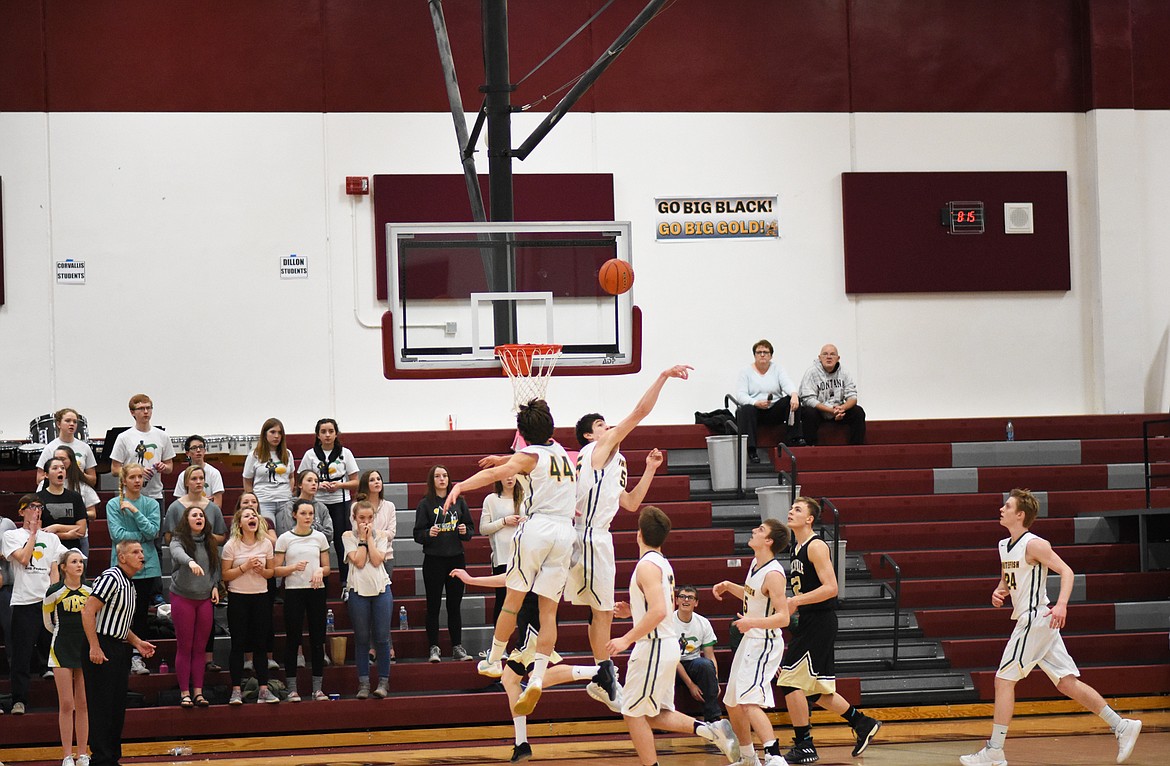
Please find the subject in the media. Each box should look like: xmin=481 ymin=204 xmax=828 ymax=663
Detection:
xmin=345 ymin=176 xmax=370 ymax=195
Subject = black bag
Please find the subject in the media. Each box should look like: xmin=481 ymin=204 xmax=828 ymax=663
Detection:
xmin=695 ymin=408 xmax=737 ymax=435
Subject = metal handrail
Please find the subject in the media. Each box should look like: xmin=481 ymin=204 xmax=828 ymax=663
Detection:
xmin=819 ymin=497 xmax=841 ymax=571
xmin=778 ymin=442 xmax=799 ymax=491
xmin=878 ymin=553 xmax=902 ymax=669
xmin=1142 ymin=417 xmax=1170 ymax=509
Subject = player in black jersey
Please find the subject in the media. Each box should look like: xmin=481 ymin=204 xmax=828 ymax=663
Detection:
xmin=776 ymin=497 xmax=880 ymax=764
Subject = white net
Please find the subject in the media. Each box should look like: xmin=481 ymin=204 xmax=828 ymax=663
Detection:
xmin=496 ymin=344 xmax=563 ymax=412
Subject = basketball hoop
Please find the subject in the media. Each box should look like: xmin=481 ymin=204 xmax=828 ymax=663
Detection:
xmin=495 ymin=343 xmax=563 ymax=412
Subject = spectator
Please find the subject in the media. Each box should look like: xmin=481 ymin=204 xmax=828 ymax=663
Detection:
xmin=343 ymin=499 xmax=393 ymax=699
xmin=673 ymin=584 xmax=722 ymax=723
xmin=37 ymin=456 xmax=88 ymax=552
xmin=798 ymin=344 xmax=866 ymax=446
xmin=735 ymin=339 xmax=804 ymax=463
xmin=0 ymin=508 xmax=16 ymax=682
xmin=222 ymin=499 xmax=277 ymax=705
xmin=243 ymin=418 xmax=295 ymax=526
xmin=356 ymin=470 xmax=396 ymax=663
xmin=478 ymin=476 xmax=525 ymax=623
xmin=108 ymin=394 xmax=175 ymax=520
xmin=104 ymin=464 xmax=162 ymax=676
xmin=36 ymin=408 xmax=98 ymax=488
xmin=43 ymin=549 xmax=92 ymax=766
xmin=173 ymin=436 xmax=225 ymax=508
xmin=2 ymin=495 xmax=65 ymax=715
xmin=298 ymin=419 xmax=359 ymax=587
xmin=168 ymin=505 xmax=221 ymax=708
xmin=412 ymin=465 xmax=474 ymax=663
xmin=274 ymin=499 xmax=331 ymax=701
xmin=277 ymin=471 xmax=334 ymax=541
xmin=227 ymin=492 xmax=280 ymax=683
xmin=39 ymin=449 xmax=98 ymax=558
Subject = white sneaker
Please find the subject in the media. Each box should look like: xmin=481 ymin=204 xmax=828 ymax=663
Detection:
xmin=585 ymin=681 xmax=624 ymax=713
xmin=297 ymin=654 xmax=306 ymax=668
xmin=243 ymin=660 xmax=254 ymax=672
xmin=61 ymin=756 xmax=75 ymax=766
xmin=77 ymin=755 xmax=91 ymax=766
xmin=477 ymin=658 xmax=503 ymax=677
xmin=1115 ymin=718 xmax=1142 ymax=764
xmin=959 ymin=745 xmax=1007 ymax=766
xmin=733 ymin=754 xmax=761 ymax=766
xmin=513 ymin=682 xmax=542 ymax=716
xmin=267 ymin=659 xmax=280 ymax=670
xmin=706 ymin=719 xmax=741 ymax=764
xmin=763 ymin=756 xmax=789 ymax=766
xmin=130 ymin=655 xmax=149 ymax=675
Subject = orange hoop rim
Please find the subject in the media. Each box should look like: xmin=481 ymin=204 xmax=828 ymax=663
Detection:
xmin=494 ymin=343 xmax=563 ymax=377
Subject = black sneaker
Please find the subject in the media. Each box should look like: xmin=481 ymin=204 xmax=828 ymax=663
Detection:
xmin=852 ymin=716 xmax=881 ymax=757
xmin=784 ymin=739 xmax=819 ymax=764
xmin=510 ymin=742 xmax=532 ymax=762
xmin=748 ymin=449 xmax=761 ymax=464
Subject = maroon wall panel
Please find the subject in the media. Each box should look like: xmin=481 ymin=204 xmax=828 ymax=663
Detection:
xmin=847 ymin=0 xmax=1087 ymax=112
xmin=841 ymin=172 xmax=1071 ymax=294
xmin=371 ymin=173 xmax=615 ymax=301
xmin=43 ymin=0 xmax=326 ymax=112
xmin=0 ymin=1 xmax=47 ymax=111
xmin=2 ymin=2 xmax=1169 ymax=112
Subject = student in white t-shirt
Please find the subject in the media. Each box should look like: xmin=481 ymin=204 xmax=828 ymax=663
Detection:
xmin=243 ymin=417 xmax=296 ymax=522
xmin=343 ymin=499 xmax=393 ymax=699
xmin=298 ymin=418 xmax=359 ymax=585
xmin=274 ymin=499 xmax=331 ymax=702
xmin=36 ymin=408 xmax=98 ymax=488
xmin=109 ymin=393 xmax=176 ymax=505
xmin=673 ymin=584 xmax=722 ymax=723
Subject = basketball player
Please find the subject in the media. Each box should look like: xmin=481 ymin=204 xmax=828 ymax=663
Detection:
xmin=713 ymin=519 xmax=790 ymax=766
xmin=451 ymin=567 xmax=604 ymax=763
xmin=444 ymin=399 xmax=575 ymax=716
xmin=960 ymin=489 xmax=1143 ymax=766
xmin=777 ymin=497 xmax=880 ymax=764
xmin=606 ymin=507 xmax=742 ymax=766
xmin=571 ymin=363 xmax=693 ymax=711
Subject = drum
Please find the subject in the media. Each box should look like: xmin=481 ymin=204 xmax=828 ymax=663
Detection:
xmin=0 ymin=441 xmax=21 ymax=468
xmin=229 ymin=434 xmax=257 ymax=456
xmin=204 ymin=434 xmax=230 ymax=456
xmin=89 ymin=437 xmax=106 ymax=462
xmin=18 ymin=443 xmax=44 ymax=469
xmin=171 ymin=435 xmax=189 ymax=455
xmin=29 ymin=414 xmax=56 ymax=444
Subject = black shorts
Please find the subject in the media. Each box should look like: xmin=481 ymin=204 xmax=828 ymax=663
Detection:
xmin=777 ymin=609 xmax=837 ymax=696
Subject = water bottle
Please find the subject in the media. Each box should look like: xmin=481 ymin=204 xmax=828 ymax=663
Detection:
xmin=1006 ymin=420 xmax=1015 ymax=442
xmin=159 ymin=660 xmax=169 ymax=674
xmin=169 ymin=746 xmax=193 ymax=756
xmin=399 ymin=605 xmax=409 ymax=631
xmin=326 ymin=608 xmax=335 ymax=633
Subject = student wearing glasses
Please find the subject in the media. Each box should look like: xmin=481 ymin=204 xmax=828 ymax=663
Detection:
xmin=734 ymin=340 xmax=805 ymax=463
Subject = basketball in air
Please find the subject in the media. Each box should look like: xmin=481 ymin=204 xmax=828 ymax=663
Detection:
xmin=598 ymin=258 xmax=635 ymax=295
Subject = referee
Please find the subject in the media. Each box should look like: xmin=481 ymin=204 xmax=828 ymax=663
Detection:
xmin=81 ymin=541 xmax=157 ymax=766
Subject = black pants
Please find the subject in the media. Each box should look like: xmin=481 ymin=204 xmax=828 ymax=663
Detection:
xmin=801 ymin=404 xmax=866 ymax=445
xmin=325 ymin=500 xmax=352 ymax=585
xmin=422 ymin=553 xmax=465 ymax=647
xmin=491 ymin=563 xmax=508 ymax=624
xmin=0 ymin=585 xmax=12 ymax=672
xmin=84 ymin=634 xmax=130 ymax=766
xmin=130 ymin=577 xmax=160 ymax=655
xmin=8 ymin=602 xmax=49 ymax=704
xmin=283 ymin=587 xmax=327 ymax=677
xmin=681 ymin=656 xmax=723 ymax=721
xmin=227 ymin=591 xmax=271 ymax=686
xmin=736 ymin=396 xmax=801 ymax=450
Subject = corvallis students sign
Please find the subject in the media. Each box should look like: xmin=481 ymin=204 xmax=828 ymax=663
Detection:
xmin=655 ymin=196 xmax=779 ymax=241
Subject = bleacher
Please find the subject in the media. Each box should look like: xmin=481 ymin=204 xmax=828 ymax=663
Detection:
xmin=1 ymin=414 xmax=1167 ymax=753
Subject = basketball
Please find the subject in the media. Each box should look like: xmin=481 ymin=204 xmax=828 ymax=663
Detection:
xmin=598 ymin=258 xmax=635 ymax=295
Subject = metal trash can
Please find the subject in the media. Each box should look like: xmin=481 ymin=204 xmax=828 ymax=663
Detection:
xmin=706 ymin=435 xmax=747 ymax=491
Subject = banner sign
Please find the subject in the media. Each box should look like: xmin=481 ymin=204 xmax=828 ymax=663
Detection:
xmin=280 ymin=254 xmax=308 ymax=279
xmin=56 ymin=259 xmax=86 ymax=284
xmin=655 ymin=196 xmax=779 ymax=241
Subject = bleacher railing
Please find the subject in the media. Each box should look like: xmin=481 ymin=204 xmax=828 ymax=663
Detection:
xmin=877 ymin=553 xmax=903 ymax=669
xmin=1142 ymin=417 xmax=1170 ymax=509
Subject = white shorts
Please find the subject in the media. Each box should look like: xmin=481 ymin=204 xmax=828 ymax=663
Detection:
xmin=505 ymin=514 xmax=575 ymax=601
xmin=622 ymin=637 xmax=681 ymax=718
xmin=723 ymin=635 xmax=784 ymax=709
xmin=566 ymin=527 xmax=616 ymax=610
xmin=995 ymin=610 xmax=1080 ymax=684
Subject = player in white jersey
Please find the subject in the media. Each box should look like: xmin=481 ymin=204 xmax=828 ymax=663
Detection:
xmin=444 ymin=399 xmax=576 ymax=716
xmin=960 ymin=489 xmax=1143 ymax=766
xmin=713 ymin=519 xmax=791 ymax=766
xmin=570 ymin=363 xmax=693 ymax=711
xmin=606 ymin=507 xmax=742 ymax=766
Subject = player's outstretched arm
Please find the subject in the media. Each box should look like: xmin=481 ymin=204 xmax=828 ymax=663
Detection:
xmin=445 ymin=452 xmax=537 ymax=510
xmin=592 ymin=364 xmax=693 ymax=469
xmin=449 ymin=568 xmax=506 ymax=589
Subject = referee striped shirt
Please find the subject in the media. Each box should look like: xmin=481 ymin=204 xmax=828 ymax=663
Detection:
xmin=89 ymin=564 xmax=136 ymax=640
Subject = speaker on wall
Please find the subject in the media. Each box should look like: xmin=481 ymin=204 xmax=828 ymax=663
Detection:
xmin=1004 ymin=202 xmax=1034 ymax=234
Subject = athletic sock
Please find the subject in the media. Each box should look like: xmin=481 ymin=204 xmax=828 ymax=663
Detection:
xmin=572 ymin=664 xmax=600 ymax=680
xmin=763 ymin=740 xmax=780 ymax=756
xmin=1099 ymin=705 xmax=1122 ymax=731
xmin=842 ymin=705 xmax=863 ymax=726
xmin=513 ymin=716 xmax=527 ymax=745
xmin=488 ymin=638 xmax=508 ymax=664
xmin=989 ymin=724 xmax=1009 ymax=750
xmin=530 ymin=653 xmax=550 ymax=685
xmin=794 ymin=725 xmax=812 ymax=743
xmin=694 ymin=721 xmax=715 ymax=741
